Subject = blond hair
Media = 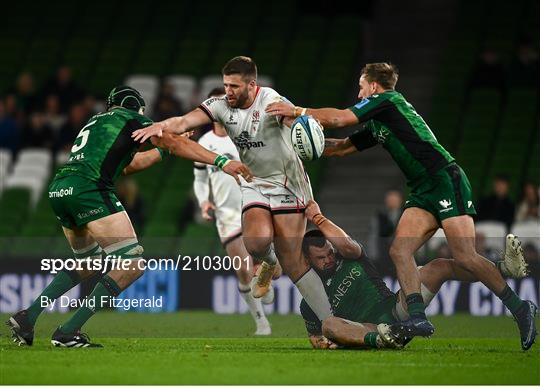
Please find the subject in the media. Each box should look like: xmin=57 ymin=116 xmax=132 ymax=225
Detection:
xmin=361 ymin=63 xmax=399 ymax=90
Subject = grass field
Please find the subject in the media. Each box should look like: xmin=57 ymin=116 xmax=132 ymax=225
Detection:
xmin=0 ymin=312 xmax=539 ymax=385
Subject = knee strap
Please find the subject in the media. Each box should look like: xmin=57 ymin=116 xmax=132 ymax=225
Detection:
xmin=72 ymin=242 xmax=103 ymax=260
xmin=104 ymin=238 xmax=144 ymax=260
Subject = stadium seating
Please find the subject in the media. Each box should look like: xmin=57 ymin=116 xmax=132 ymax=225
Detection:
xmin=257 ymin=75 xmax=274 ymax=88
xmin=3 ymin=0 xmax=537 ymax=261
xmin=164 ymin=75 xmax=197 ymax=111
xmin=199 ymin=75 xmax=225 ymax=103
xmin=429 ymin=0 xmax=539 ymax=200
xmin=0 ymin=187 xmax=31 ymax=238
xmin=511 ymin=220 xmax=540 ymax=251
xmin=426 ymin=228 xmax=447 ymax=252
xmin=125 ymin=75 xmax=160 ymax=115
xmin=17 ymin=148 xmax=52 ymax=169
xmin=0 ymin=149 xmax=12 ymax=192
xmin=475 ymin=221 xmax=507 ymax=251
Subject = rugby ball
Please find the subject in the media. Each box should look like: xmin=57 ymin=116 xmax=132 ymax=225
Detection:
xmin=290 ymin=115 xmax=325 ymax=161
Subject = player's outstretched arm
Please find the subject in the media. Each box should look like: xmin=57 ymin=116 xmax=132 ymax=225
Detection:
xmin=122 ymin=148 xmax=164 ymax=175
xmin=323 ymin=138 xmax=358 ymax=157
xmin=152 ymin=133 xmax=253 ymax=183
xmin=132 ymin=109 xmax=212 ymax=143
xmin=265 ymin=102 xmax=359 ymax=129
xmin=305 ymin=200 xmax=363 ymax=259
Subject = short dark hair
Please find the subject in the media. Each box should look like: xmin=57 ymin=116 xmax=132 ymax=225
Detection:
xmin=207 ymin=87 xmax=225 ymax=99
xmin=361 ymin=62 xmax=399 ymax=90
xmin=222 ymin=56 xmax=257 ymax=82
xmin=302 ymin=229 xmax=327 ymax=257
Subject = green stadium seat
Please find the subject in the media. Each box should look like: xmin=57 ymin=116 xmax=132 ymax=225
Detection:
xmin=177 ymin=223 xmax=219 ymax=257
xmin=485 ymin=89 xmax=538 ymax=196
xmin=0 ymin=188 xmax=32 ymax=232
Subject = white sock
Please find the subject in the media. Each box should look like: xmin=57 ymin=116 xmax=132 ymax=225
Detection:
xmin=420 ymin=283 xmax=436 ymax=305
xmin=239 ymin=283 xmax=268 ymax=324
xmin=295 ymin=268 xmax=333 ymax=320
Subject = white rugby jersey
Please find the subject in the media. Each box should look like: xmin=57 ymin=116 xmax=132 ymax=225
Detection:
xmin=194 ymin=130 xmax=242 ymax=211
xmin=199 ymin=86 xmax=312 ymax=201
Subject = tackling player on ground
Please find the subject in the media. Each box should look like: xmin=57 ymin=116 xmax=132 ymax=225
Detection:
xmin=132 ymin=56 xmax=334 ymax=324
xmin=193 ymin=87 xmax=279 ymax=335
xmin=300 ymin=199 xmax=530 ymax=350
xmin=6 ymin=86 xmax=251 ymax=348
xmin=266 ymin=63 xmax=537 ymax=350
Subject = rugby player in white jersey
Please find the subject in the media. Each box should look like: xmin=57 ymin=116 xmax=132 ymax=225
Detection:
xmin=193 ymin=87 xmax=275 ymax=335
xmin=133 ymin=56 xmax=333 ymax=322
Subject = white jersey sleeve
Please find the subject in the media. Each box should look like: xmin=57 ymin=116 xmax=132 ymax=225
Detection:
xmin=199 ymin=96 xmax=228 ymax=123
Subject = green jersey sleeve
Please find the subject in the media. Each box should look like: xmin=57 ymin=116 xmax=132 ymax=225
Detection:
xmin=349 ymin=124 xmax=378 ymax=152
xmin=347 ymin=94 xmax=391 ymax=123
xmin=300 ymin=299 xmax=322 ymax=336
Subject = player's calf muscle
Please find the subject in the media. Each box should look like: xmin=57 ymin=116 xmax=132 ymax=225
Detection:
xmin=107 ymin=260 xmax=145 ymax=289
xmin=419 ymin=258 xmax=457 ymax=293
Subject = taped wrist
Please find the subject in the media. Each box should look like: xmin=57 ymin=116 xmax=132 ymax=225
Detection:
xmin=312 ymin=213 xmax=327 ymax=227
xmin=214 ymin=154 xmax=231 ymax=170
xmin=294 ymin=106 xmax=306 ymax=117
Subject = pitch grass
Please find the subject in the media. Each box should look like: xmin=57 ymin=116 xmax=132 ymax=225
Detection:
xmin=0 ymin=312 xmax=539 ymax=385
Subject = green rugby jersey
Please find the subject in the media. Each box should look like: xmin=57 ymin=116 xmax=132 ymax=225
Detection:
xmin=55 ymin=107 xmax=152 ymax=189
xmin=300 ymin=257 xmax=396 ymax=335
xmin=348 ymin=91 xmax=454 ymax=185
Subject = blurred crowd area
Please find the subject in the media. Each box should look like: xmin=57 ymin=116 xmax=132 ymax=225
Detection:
xmin=369 ymin=181 xmax=540 ymax=277
xmin=468 ymin=36 xmax=539 ymax=94
xmin=0 ymin=65 xmax=199 ymax=157
xmin=2 ymin=36 xmax=538 ymax=157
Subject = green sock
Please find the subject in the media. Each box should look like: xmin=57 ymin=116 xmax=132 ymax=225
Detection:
xmin=499 ymin=285 xmax=525 ymax=315
xmin=26 ymin=270 xmax=81 ymax=326
xmin=60 ymin=275 xmax=122 ymax=334
xmin=406 ymin=293 xmax=426 ymax=318
xmin=364 ymin=332 xmax=379 ymax=348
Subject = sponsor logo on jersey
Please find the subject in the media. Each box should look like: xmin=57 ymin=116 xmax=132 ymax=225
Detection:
xmin=354 ymin=98 xmax=370 ymax=109
xmin=226 ymin=110 xmax=238 ymax=125
xmin=68 ymin=153 xmax=85 ymax=162
xmin=331 ymin=266 xmax=362 ymax=309
xmin=251 ymin=110 xmax=261 ymax=132
xmin=205 ymin=97 xmax=220 ymax=106
xmin=49 ymin=187 xmax=74 ymax=198
xmin=77 ymin=206 xmax=104 ymax=219
xmin=439 ymin=199 xmax=454 ymax=213
xmin=280 ymin=195 xmax=295 ymax=204
xmin=233 ymin=131 xmax=265 ymax=150
xmin=375 ymin=127 xmax=390 ymax=144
